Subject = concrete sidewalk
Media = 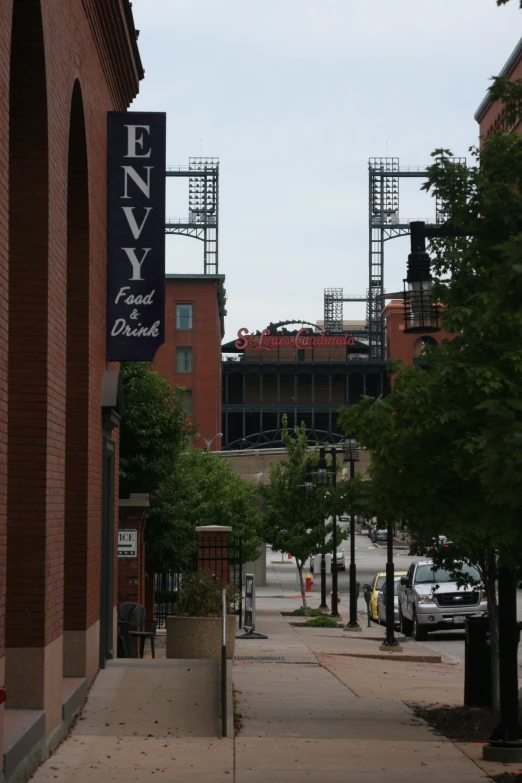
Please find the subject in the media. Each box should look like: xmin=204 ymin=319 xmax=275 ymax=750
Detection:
xmin=25 ymin=550 xmax=517 ymax=782
xmin=29 ymin=659 xmax=234 ymax=782
xmin=233 ymin=608 xmax=488 ymax=781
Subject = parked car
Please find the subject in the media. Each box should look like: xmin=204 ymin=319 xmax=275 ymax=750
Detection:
xmin=371 ymin=528 xmax=387 ymax=544
xmin=309 ymin=548 xmax=345 ymax=572
xmin=368 ymin=572 xmax=386 ymax=620
xmin=377 ymin=576 xmax=403 ymax=627
xmin=369 ymin=571 xmax=407 ymax=622
xmin=397 ymin=559 xmax=487 ymax=641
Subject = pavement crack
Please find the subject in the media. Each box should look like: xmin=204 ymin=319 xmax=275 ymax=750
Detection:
xmin=318 ymin=658 xmax=362 ymax=698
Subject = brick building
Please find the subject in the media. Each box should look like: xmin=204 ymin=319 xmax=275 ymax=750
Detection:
xmin=154 ymin=274 xmax=227 ymax=451
xmin=475 ymin=35 xmax=522 ymax=135
xmin=382 ymin=301 xmax=455 ymax=369
xmin=0 ymin=0 xmax=142 ymax=777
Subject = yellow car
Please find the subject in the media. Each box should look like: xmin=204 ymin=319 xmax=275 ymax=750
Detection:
xmin=369 ymin=571 xmax=407 ymax=621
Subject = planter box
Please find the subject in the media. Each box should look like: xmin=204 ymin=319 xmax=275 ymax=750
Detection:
xmin=166 ymin=615 xmax=237 ymax=660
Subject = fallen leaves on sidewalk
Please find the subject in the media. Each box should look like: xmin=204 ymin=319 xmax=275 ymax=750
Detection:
xmin=408 ymin=702 xmax=498 ymax=743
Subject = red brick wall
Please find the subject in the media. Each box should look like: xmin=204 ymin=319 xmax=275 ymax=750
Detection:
xmin=477 ymin=52 xmax=522 ymax=137
xmin=0 ymin=0 xmax=140 ymax=660
xmin=154 ymin=277 xmax=223 ymax=450
xmin=0 ymin=0 xmax=12 ymax=660
xmin=196 ymin=529 xmax=231 ymax=584
xmin=383 ymin=300 xmax=455 ymax=377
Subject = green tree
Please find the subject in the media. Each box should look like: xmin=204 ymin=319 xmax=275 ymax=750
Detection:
xmin=163 ymin=448 xmax=263 ymax=566
xmin=145 ymin=448 xmax=263 ymax=572
xmin=260 ymin=421 xmax=347 ymax=608
xmin=119 ymin=362 xmax=191 ymax=498
xmin=119 ymin=362 xmax=195 ymax=572
xmin=338 ymin=76 xmax=522 ymax=708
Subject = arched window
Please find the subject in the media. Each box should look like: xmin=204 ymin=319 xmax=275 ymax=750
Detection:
xmin=413 ymin=335 xmax=437 ymax=359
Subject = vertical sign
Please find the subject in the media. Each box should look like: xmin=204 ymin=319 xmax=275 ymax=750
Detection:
xmin=244 ymin=573 xmax=255 ymax=631
xmin=118 ymin=529 xmax=137 ymax=558
xmin=107 ymin=112 xmax=166 ymax=361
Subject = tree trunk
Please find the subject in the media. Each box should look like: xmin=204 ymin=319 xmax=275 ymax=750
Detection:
xmin=483 ymin=553 xmax=500 ymax=712
xmin=297 ymin=561 xmax=307 ymax=610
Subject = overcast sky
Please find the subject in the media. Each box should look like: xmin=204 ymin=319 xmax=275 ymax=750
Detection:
xmin=131 ymin=0 xmax=521 ymax=342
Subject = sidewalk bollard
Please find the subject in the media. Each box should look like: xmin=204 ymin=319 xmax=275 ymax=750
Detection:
xmin=363 ymin=584 xmax=372 ymax=628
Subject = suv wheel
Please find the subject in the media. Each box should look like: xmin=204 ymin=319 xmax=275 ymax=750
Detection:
xmin=399 ymin=607 xmax=412 ymax=636
xmin=412 ymin=609 xmax=428 ymax=641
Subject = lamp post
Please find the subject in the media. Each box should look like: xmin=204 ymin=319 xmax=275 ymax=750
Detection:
xmin=306 ymin=446 xmax=341 ymax=614
xmin=381 ymin=520 xmax=399 ymax=648
xmin=343 ymin=438 xmax=360 ymax=628
xmin=310 ymin=442 xmax=359 ymax=619
xmin=302 ymin=468 xmax=328 ymax=610
xmin=311 ymin=449 xmax=329 ymax=610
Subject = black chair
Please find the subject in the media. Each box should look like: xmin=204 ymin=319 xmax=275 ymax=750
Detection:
xmin=118 ymin=602 xmax=156 ymax=659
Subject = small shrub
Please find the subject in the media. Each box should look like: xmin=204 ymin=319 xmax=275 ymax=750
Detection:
xmin=178 ymin=570 xmax=239 ymax=617
xmin=292 ymin=607 xmax=324 ymax=617
xmin=303 ymin=615 xmax=339 ymax=628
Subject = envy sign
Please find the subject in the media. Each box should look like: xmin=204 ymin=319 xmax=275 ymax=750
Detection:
xmin=107 ymin=112 xmax=166 ymax=361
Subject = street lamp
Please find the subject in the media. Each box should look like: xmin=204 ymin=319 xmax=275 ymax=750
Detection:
xmin=403 ymin=222 xmax=440 ymax=334
xmin=309 ymin=448 xmax=329 ymax=610
xmin=197 ymin=432 xmax=223 ymax=450
xmin=342 ymin=438 xmax=360 ymax=628
xmin=311 ymin=444 xmax=354 ymax=618
xmin=301 ymin=467 xmax=328 ymax=607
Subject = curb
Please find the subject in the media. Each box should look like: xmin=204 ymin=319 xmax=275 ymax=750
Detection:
xmin=321 ymin=650 xmax=442 ymax=663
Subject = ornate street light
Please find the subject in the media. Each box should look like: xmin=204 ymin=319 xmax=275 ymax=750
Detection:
xmin=309 ymin=447 xmax=330 ymax=610
xmin=303 ymin=446 xmax=342 ymax=614
xmin=403 ymin=222 xmax=439 ymax=334
xmin=342 ymin=438 xmax=360 ymax=628
xmin=342 ymin=437 xmax=360 ymax=463
xmin=303 ymin=469 xmax=314 ymax=498
xmin=197 ymin=432 xmax=223 ymax=450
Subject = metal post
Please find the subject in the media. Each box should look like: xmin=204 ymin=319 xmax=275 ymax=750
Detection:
xmin=330 ymin=450 xmax=339 ymax=618
xmin=382 ymin=520 xmax=398 ymax=647
xmin=347 ymin=459 xmax=359 ymax=627
xmin=319 ymin=551 xmax=328 ymax=610
xmin=221 ymin=588 xmax=227 ymax=737
xmin=489 ymin=567 xmax=522 ymax=747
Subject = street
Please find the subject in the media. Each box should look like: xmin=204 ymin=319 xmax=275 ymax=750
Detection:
xmin=303 ymin=531 xmax=522 ymax=667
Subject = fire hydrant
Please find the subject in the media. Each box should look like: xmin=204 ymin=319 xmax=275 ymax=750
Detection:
xmin=305 ymin=573 xmax=313 ymax=592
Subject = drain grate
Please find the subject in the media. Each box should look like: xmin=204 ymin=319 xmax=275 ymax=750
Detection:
xmin=234 ymin=655 xmax=286 ymax=661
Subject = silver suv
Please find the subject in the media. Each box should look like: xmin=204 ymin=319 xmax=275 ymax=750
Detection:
xmin=397 ymin=559 xmax=487 ymax=641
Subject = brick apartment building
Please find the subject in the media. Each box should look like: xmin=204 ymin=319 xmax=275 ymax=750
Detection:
xmin=0 ymin=0 xmax=142 ymax=778
xmin=475 ymin=35 xmax=522 ymax=135
xmin=154 ymin=274 xmax=227 ymax=451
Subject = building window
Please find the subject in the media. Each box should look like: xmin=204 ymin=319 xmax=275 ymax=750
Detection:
xmin=176 ymin=347 xmax=193 ymax=373
xmin=176 ymin=303 xmax=193 ymax=330
xmin=183 ymin=389 xmax=193 ymax=416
